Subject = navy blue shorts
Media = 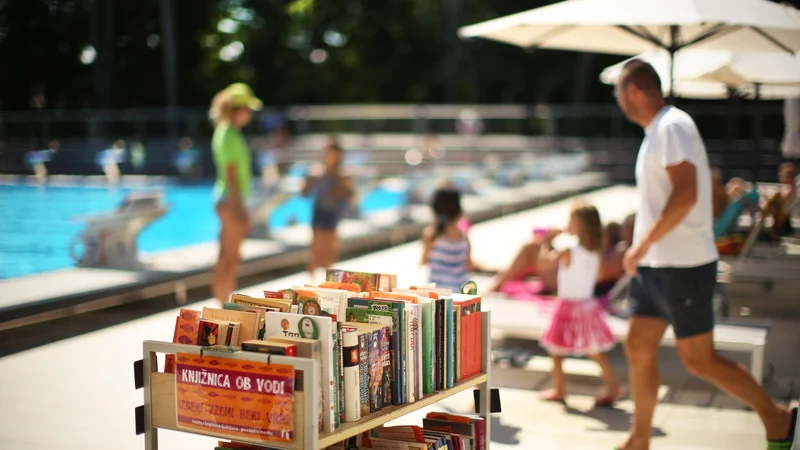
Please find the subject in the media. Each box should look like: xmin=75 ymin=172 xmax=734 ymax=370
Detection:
xmin=628 ymin=261 xmax=717 ymax=338
xmin=312 ymin=208 xmax=341 ymax=230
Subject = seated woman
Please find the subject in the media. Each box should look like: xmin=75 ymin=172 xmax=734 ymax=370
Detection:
xmin=486 ymin=212 xmax=634 ymax=297
xmin=764 ymin=162 xmax=797 ymax=237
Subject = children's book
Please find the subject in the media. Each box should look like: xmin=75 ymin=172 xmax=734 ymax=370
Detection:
xmin=327 ymin=268 xmax=398 ymax=292
xmin=263 ymin=313 xmax=336 ymax=432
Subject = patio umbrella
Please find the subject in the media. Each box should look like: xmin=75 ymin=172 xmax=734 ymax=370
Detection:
xmin=458 ymin=0 xmax=800 ymax=99
xmin=599 ymin=50 xmax=800 ymax=100
xmin=599 ymin=49 xmax=800 ymax=178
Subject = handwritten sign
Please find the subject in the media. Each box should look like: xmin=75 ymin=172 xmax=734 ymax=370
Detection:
xmin=175 ymin=352 xmax=295 ymax=443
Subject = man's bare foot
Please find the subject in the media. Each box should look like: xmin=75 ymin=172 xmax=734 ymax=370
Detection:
xmin=764 ymin=407 xmax=795 ymax=441
xmin=615 ymin=434 xmax=649 ymax=450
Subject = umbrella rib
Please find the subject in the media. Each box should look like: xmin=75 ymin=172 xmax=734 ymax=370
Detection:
xmin=616 ymin=25 xmax=667 ymax=49
xmin=680 ymin=22 xmax=735 ymax=48
xmin=748 ymin=26 xmax=796 ymax=55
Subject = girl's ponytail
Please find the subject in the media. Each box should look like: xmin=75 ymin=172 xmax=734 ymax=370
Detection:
xmin=435 ymin=214 xmax=448 ymax=236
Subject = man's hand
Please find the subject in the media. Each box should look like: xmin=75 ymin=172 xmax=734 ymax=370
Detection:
xmin=623 ymin=241 xmax=650 ymax=276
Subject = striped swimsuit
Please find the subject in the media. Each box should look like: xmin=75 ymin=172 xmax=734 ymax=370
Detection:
xmin=428 ymin=237 xmax=470 ymax=291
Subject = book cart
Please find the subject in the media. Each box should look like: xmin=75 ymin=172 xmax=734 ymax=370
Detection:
xmin=135 ymin=310 xmax=492 ymax=450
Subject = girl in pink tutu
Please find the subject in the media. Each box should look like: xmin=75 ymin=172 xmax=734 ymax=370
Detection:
xmin=538 ymin=201 xmax=621 ymax=406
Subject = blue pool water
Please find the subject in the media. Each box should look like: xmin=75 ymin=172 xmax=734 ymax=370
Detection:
xmin=0 ymin=182 xmax=405 ymax=279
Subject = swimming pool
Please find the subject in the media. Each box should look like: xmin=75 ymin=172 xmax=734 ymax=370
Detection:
xmin=0 ymin=181 xmax=405 ymax=279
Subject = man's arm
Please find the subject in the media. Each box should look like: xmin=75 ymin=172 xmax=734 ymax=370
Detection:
xmin=639 ymin=161 xmax=698 ymax=248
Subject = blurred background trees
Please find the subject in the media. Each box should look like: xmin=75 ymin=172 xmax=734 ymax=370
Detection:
xmin=2 ymin=0 xmax=799 ymax=111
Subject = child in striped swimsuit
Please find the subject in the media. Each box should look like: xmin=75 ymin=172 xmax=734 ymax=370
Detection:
xmin=421 ymin=188 xmax=478 ymax=291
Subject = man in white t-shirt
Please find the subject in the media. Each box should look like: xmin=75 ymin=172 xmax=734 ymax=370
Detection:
xmin=614 ymin=59 xmax=796 ymax=450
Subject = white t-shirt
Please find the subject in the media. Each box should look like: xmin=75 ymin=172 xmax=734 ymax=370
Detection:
xmin=633 ymin=105 xmax=718 ymax=268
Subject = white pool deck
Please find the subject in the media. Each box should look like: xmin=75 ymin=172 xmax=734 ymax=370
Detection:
xmin=1 ymin=185 xmax=798 ymax=449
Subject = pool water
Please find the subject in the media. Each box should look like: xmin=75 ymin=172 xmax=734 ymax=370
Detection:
xmin=0 ymin=182 xmax=405 ymax=279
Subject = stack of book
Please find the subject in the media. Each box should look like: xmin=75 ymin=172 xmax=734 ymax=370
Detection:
xmin=216 ymin=413 xmax=487 ymax=450
xmin=163 ymin=268 xmax=484 ymax=449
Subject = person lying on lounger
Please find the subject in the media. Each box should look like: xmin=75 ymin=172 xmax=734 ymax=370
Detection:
xmin=486 ymin=209 xmax=634 ymax=296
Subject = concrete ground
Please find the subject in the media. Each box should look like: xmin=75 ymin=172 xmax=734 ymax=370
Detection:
xmin=1 ymin=186 xmax=797 ymax=449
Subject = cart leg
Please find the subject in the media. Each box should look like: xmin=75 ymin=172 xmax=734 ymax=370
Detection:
xmin=480 ymin=311 xmax=492 ymax=449
xmin=143 ymin=344 xmax=159 ymax=450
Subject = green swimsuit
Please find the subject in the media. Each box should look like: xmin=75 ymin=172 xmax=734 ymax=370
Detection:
xmin=212 ymin=124 xmax=252 ymax=203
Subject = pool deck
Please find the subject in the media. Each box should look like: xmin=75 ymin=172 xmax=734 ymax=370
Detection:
xmin=0 ymin=171 xmax=608 ymax=331
xmin=1 ymin=184 xmax=797 ymax=450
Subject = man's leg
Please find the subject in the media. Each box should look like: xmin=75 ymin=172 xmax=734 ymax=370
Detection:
xmin=619 ymin=316 xmax=668 ymax=450
xmin=676 ymin=333 xmax=794 ymax=441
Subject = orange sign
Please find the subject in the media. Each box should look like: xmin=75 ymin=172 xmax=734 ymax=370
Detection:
xmin=175 ymin=352 xmax=295 ymax=443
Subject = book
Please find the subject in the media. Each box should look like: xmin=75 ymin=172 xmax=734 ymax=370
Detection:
xmin=165 ymin=308 xmax=201 ymax=373
xmin=341 ymin=326 xmax=361 ymax=422
xmin=196 ymin=319 xmax=240 ymax=347
xmin=344 ymin=321 xmax=387 ymax=412
xmin=445 ymin=297 xmax=454 ymax=389
xmin=202 ymin=307 xmax=259 ymax=345
xmin=231 ymin=293 xmax=292 ymax=313
xmin=326 ymin=268 xmax=398 ymax=292
xmin=265 ymin=336 xmax=323 ymax=432
xmin=241 ymin=340 xmax=297 ymax=356
xmin=420 ymin=299 xmax=435 ymax=394
xmin=292 ymin=286 xmax=350 ymax=319
xmin=263 ymin=313 xmax=336 ymax=432
xmin=347 ymin=299 xmax=406 ymax=405
xmin=453 ymin=294 xmax=482 ymax=381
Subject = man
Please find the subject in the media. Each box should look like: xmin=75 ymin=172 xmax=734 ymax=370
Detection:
xmin=615 ymin=59 xmax=796 ymax=450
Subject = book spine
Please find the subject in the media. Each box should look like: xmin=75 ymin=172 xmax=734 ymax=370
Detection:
xmin=357 ymin=333 xmax=370 ymax=417
xmin=334 ymin=324 xmax=342 ymax=428
xmin=446 ymin=297 xmax=454 ymax=389
xmin=422 ymin=301 xmax=434 ymax=394
xmin=435 ymin=299 xmax=444 ymax=390
xmin=415 ymin=304 xmax=423 ymax=398
xmin=379 ymin=326 xmax=392 ymax=408
xmin=342 ymin=327 xmax=361 ymax=422
xmin=396 ymin=305 xmax=407 ymax=404
xmin=389 ymin=317 xmax=402 ymax=406
xmin=405 ymin=309 xmax=415 ymax=403
xmin=368 ymin=330 xmax=383 ymax=412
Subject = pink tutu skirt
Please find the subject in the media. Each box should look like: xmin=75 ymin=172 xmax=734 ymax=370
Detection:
xmin=540 ymin=299 xmax=616 ymax=356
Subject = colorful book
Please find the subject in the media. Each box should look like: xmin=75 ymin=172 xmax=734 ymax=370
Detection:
xmin=326 ymin=268 xmax=398 ymax=292
xmin=341 ymin=326 xmax=361 ymax=422
xmin=344 ymin=321 xmax=389 ymax=412
xmin=347 ymin=298 xmax=406 ymax=404
xmin=453 ymin=294 xmax=482 ymax=381
xmin=202 ymin=307 xmax=259 ymax=345
xmin=263 ymin=313 xmax=336 ymax=432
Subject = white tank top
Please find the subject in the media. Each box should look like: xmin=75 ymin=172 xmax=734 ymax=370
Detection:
xmin=557 ymin=244 xmax=600 ymax=302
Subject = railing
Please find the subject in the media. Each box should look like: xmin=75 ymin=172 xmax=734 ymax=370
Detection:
xmin=0 ymin=102 xmax=789 ymax=183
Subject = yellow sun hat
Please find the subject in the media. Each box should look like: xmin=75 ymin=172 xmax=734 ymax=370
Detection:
xmin=223 ymin=82 xmax=263 ymax=111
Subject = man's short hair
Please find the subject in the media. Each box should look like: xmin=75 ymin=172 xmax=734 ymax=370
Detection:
xmin=620 ymin=59 xmax=663 ymax=97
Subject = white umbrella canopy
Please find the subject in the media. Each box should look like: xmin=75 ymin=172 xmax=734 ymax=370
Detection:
xmin=599 ymin=49 xmax=800 ymax=100
xmin=458 ymin=0 xmax=800 ymax=55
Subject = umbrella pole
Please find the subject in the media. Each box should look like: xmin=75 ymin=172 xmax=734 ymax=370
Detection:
xmin=752 ymin=83 xmax=763 ymax=182
xmin=668 ymin=26 xmax=678 ymax=103
xmin=669 ymin=50 xmax=676 ymax=103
